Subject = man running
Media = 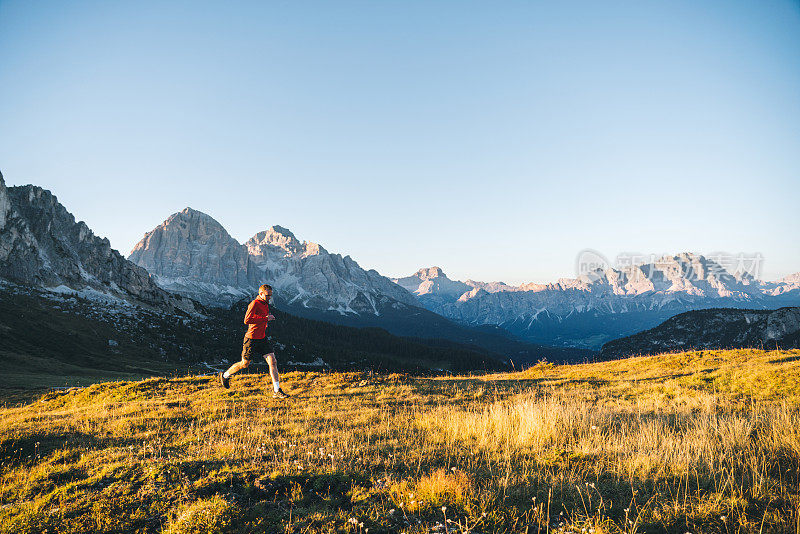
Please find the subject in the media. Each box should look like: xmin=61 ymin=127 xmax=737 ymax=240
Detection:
xmin=218 ymin=284 xmax=289 ymax=398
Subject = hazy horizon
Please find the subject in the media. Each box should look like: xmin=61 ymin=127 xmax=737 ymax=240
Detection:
xmin=2 ymin=1 xmax=799 ymax=283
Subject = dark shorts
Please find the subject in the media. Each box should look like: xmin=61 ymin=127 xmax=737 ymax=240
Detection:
xmin=241 ymin=336 xmax=274 ymax=361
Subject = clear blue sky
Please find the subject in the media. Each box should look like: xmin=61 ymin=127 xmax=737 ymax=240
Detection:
xmin=1 ymin=0 xmax=798 ymax=284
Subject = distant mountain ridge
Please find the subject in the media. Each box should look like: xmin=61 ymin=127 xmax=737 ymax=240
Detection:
xmin=129 ymin=208 xmax=418 ymax=314
xmin=599 ymin=307 xmax=800 ymax=359
xmin=394 ymin=267 xmax=472 ymax=308
xmin=0 ymin=172 xmax=197 ymax=315
xmin=394 ymin=256 xmax=800 ymax=348
xmin=244 ymin=224 xmax=417 ymax=314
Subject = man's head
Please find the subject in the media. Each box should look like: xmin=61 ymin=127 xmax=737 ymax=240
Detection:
xmin=258 ymin=284 xmax=273 ymax=301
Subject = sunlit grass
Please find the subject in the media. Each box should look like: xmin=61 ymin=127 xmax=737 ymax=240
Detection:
xmin=1 ymin=349 xmax=799 ymax=533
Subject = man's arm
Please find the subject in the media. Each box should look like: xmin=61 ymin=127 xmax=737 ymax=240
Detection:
xmin=244 ymin=301 xmax=270 ymax=325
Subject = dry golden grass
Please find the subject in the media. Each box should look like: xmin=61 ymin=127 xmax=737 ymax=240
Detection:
xmin=1 ymin=349 xmax=799 ymax=533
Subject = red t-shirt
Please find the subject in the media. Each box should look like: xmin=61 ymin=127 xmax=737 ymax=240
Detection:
xmin=244 ymin=298 xmax=270 ymax=339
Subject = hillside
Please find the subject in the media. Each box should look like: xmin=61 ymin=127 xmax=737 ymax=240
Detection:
xmin=0 ymin=282 xmax=510 ymax=398
xmin=272 ymin=297 xmax=593 ymax=366
xmin=1 ymin=349 xmax=798 ymax=533
xmin=600 ymin=306 xmax=800 ymax=359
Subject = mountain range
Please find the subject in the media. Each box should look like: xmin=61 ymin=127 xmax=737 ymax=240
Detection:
xmin=0 ymin=172 xmax=197 ymax=315
xmin=0 ymin=177 xmax=586 ymax=367
xmin=128 ymin=208 xmax=593 ymax=362
xmin=0 ymin=174 xmax=518 ymax=375
xmin=128 ymin=206 xmax=800 ymax=350
xmin=129 ymin=208 xmax=417 ymax=315
xmin=3 ymin=171 xmax=800 ymax=355
xmin=394 ymin=261 xmax=800 ymax=348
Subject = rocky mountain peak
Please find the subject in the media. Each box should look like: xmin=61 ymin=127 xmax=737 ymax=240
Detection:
xmin=415 ymin=266 xmax=448 ymax=280
xmin=10 ymin=184 xmax=74 ymax=227
xmin=128 ymin=208 xmax=255 ymax=301
xmin=467 ymin=280 xmax=515 ymax=293
xmin=6 ymin=185 xmax=113 ymax=257
xmin=302 ymin=241 xmax=328 ymax=257
xmin=659 ymin=252 xmax=734 ymax=279
xmin=155 ymin=207 xmax=233 ymax=241
xmin=246 ymin=226 xmax=304 ymax=256
xmin=0 ymin=178 xmax=196 ymax=314
xmin=130 ymin=213 xmax=417 ymax=312
xmin=782 ymin=272 xmax=800 ymax=285
xmin=564 ymin=252 xmax=742 ymax=297
xmin=269 ymin=225 xmax=296 ymax=239
xmin=394 ymin=266 xmax=470 ymax=299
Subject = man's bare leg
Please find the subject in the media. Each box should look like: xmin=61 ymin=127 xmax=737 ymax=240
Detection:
xmin=224 ymin=358 xmax=250 ymax=378
xmin=219 ymin=357 xmax=250 ymax=389
xmin=264 ymin=352 xmax=280 ymax=392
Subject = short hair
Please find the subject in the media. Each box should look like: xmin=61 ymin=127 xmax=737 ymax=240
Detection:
xmin=259 ymin=284 xmax=272 ymax=293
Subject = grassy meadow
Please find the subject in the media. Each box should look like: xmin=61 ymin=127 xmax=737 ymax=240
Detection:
xmin=1 ymin=348 xmax=799 ymax=533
